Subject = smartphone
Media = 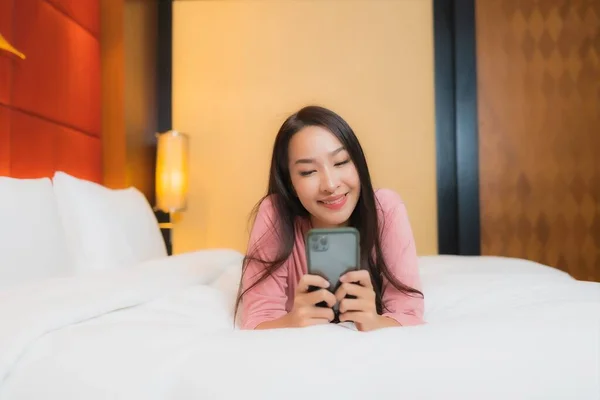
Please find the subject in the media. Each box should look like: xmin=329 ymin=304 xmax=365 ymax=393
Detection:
xmin=305 ymin=227 xmax=361 ymax=320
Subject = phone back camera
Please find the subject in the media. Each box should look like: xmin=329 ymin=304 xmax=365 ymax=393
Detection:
xmin=312 ymin=235 xmax=329 ymax=252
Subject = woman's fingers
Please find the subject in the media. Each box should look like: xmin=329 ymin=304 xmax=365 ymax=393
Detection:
xmin=340 ymin=270 xmax=372 ymax=288
xmin=311 ymin=306 xmax=335 ymax=321
xmin=338 ymin=311 xmax=365 ymax=324
xmin=338 ymin=298 xmax=364 ymax=313
xmin=334 ymin=282 xmax=371 ymax=302
xmin=295 ymin=304 xmax=334 ymax=323
xmin=297 ymin=274 xmax=330 ymax=293
xmin=305 ymin=288 xmax=337 ymax=307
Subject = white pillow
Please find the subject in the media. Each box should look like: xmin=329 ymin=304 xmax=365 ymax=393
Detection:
xmin=52 ymin=172 xmax=167 ymax=273
xmin=0 ymin=177 xmax=73 ymax=291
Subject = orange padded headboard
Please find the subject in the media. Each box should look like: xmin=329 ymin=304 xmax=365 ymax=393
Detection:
xmin=0 ymin=0 xmax=101 ymax=182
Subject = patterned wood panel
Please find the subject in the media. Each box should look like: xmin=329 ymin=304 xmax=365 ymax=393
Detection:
xmin=476 ymin=0 xmax=600 ymax=281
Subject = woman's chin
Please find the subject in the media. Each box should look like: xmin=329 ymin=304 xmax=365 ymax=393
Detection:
xmin=311 ymin=212 xmax=353 ymax=229
xmin=307 ymin=194 xmax=358 ymax=228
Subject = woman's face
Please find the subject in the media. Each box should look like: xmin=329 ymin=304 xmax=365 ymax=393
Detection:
xmin=287 ymin=125 xmax=361 ymax=228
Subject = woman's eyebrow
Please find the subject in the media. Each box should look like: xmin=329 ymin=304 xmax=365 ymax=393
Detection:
xmin=294 ymin=146 xmax=345 ymax=165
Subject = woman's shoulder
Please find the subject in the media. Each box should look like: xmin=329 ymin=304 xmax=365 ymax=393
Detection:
xmin=256 ymin=193 xmax=276 ymax=213
xmin=256 ymin=193 xmax=295 ymax=219
xmin=253 ymin=193 xmax=306 ymax=230
xmin=248 ymin=194 xmax=279 ymax=235
xmin=374 ymin=188 xmax=405 ymax=215
xmin=374 ymin=189 xmax=411 ymax=240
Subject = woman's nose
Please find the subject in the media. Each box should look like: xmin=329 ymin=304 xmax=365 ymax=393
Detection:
xmin=320 ymin=168 xmax=340 ymax=193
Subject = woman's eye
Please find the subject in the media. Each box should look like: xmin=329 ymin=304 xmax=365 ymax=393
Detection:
xmin=335 ymin=159 xmax=350 ymax=167
xmin=300 ymin=170 xmax=316 ymax=177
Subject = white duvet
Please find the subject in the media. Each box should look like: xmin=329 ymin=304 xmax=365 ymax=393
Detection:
xmin=0 ymin=250 xmax=599 ymax=400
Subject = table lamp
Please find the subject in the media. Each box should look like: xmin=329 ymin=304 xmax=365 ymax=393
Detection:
xmin=155 ymin=130 xmax=189 ymax=228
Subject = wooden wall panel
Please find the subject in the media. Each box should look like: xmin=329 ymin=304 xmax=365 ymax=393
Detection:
xmin=100 ymin=0 xmax=127 ymax=189
xmin=8 ymin=108 xmax=101 ymax=182
xmin=0 ymin=0 xmax=15 ymax=177
xmin=2 ymin=0 xmax=161 ymax=206
xmin=123 ymin=0 xmax=157 ymax=203
xmin=0 ymin=105 xmax=9 ymax=175
xmin=45 ymin=0 xmax=100 ymax=36
xmin=0 ymin=0 xmax=13 ymax=36
xmin=0 ymin=0 xmax=101 ymax=181
xmin=55 ymin=120 xmax=102 ymax=182
xmin=100 ymin=0 xmax=158 ymax=204
xmin=0 ymin=0 xmax=14 ymax=106
xmin=0 ymin=59 xmax=11 ymax=106
xmin=12 ymin=0 xmax=101 ymax=137
xmin=9 ymin=109 xmax=56 ymax=178
xmin=477 ymin=0 xmax=600 ymax=281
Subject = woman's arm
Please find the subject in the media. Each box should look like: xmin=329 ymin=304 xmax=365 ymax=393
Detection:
xmin=239 ymin=197 xmax=290 ymax=330
xmin=240 ymin=197 xmax=337 ymax=330
xmin=377 ymin=190 xmax=425 ymax=327
xmin=253 ymin=314 xmax=293 ymax=329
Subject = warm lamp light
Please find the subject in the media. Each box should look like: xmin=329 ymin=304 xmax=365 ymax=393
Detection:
xmin=0 ymin=32 xmax=26 ymax=59
xmin=155 ymin=130 xmax=189 ymax=214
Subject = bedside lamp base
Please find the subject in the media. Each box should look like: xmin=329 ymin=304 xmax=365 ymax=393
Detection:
xmin=154 ymin=210 xmax=173 ymax=256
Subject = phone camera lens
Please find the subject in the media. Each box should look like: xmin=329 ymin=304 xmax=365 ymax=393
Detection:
xmin=320 ymin=236 xmax=328 ymax=246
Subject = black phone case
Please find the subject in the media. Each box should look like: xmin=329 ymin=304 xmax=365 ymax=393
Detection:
xmin=305 ymin=228 xmax=360 ymax=323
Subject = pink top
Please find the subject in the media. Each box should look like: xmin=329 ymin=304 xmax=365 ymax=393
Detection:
xmin=240 ymin=188 xmax=425 ymax=330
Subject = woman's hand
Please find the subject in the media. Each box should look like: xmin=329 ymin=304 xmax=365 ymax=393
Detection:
xmin=286 ymin=274 xmax=337 ymax=328
xmin=335 ymin=270 xmax=399 ymax=331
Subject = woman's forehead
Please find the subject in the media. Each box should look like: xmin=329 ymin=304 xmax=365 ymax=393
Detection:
xmin=288 ymin=126 xmax=344 ymax=157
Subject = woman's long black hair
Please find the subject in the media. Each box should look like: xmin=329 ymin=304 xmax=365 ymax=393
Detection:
xmin=234 ymin=105 xmax=423 ymax=319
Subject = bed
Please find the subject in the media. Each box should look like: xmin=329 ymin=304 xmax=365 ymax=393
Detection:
xmin=0 ymin=187 xmax=598 ymax=400
xmin=4 ymin=5 xmax=597 ymax=397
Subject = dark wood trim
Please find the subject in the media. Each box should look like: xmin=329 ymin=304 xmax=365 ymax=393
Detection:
xmin=155 ymin=210 xmax=172 ymax=255
xmin=157 ymin=0 xmax=172 ymax=133
xmin=433 ymin=0 xmax=481 ymax=255
xmin=156 ymin=0 xmax=173 ymax=255
xmin=434 ymin=0 xmax=459 ymax=255
xmin=453 ymin=0 xmax=481 ymax=255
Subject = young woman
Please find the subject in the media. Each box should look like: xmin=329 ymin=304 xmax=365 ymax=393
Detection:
xmin=235 ymin=105 xmax=425 ymax=332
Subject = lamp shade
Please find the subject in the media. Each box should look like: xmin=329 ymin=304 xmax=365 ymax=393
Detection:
xmin=155 ymin=130 xmax=189 ymax=213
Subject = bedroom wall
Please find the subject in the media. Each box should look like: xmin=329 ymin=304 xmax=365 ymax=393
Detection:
xmin=171 ymin=0 xmax=437 ymax=255
xmin=101 ymin=0 xmax=127 ymax=189
xmin=101 ymin=0 xmax=159 ymax=204
xmin=0 ymin=0 xmax=102 ymax=181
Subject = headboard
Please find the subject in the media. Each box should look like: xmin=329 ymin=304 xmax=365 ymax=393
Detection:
xmin=0 ymin=0 xmax=101 ymax=182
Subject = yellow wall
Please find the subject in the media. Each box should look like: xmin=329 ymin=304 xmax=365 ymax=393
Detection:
xmin=172 ymin=0 xmax=438 ymax=255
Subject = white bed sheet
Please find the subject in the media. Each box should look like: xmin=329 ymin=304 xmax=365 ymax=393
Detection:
xmin=0 ymin=253 xmax=598 ymax=400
